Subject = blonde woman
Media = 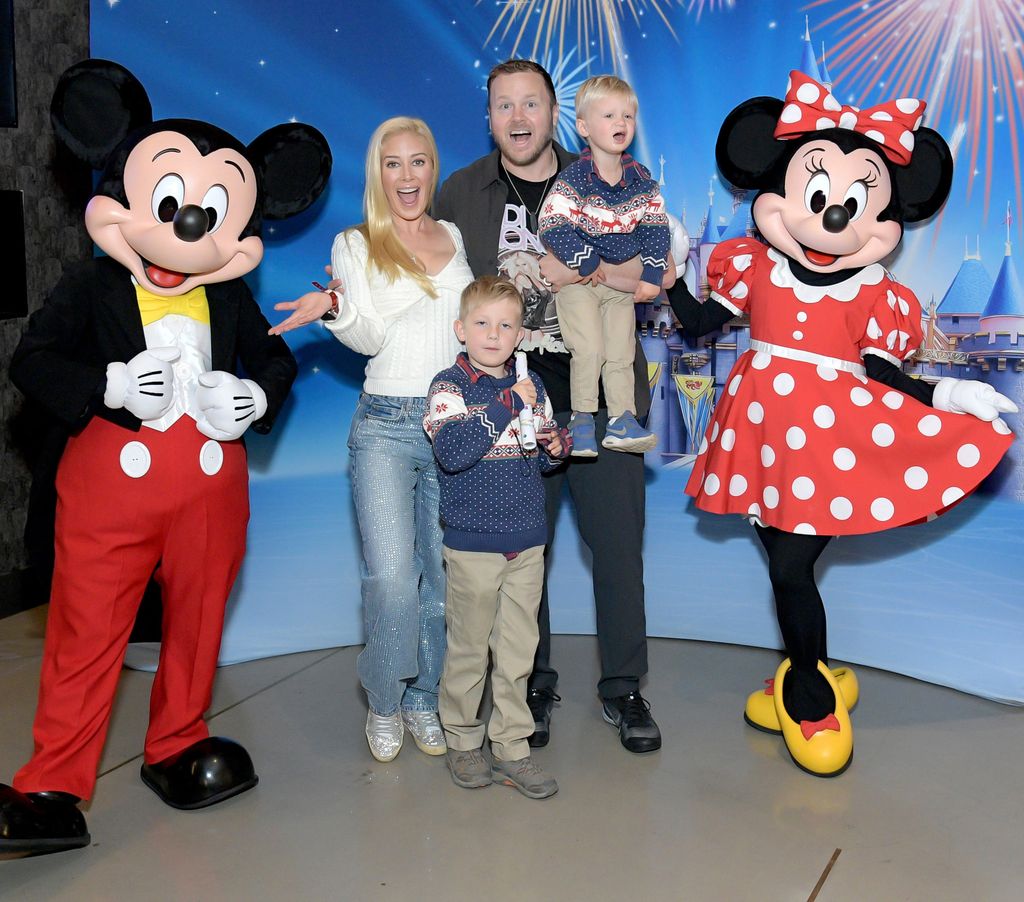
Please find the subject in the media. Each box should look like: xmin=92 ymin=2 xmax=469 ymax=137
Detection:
xmin=273 ymin=118 xmax=473 ymax=761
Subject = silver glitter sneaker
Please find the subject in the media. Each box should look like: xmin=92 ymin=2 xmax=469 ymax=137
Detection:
xmin=365 ymin=710 xmax=403 ymax=762
xmin=401 ymin=710 xmax=447 ymax=756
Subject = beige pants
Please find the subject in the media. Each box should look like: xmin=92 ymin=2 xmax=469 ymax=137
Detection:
xmin=555 ymin=282 xmax=636 ymax=417
xmin=439 ymin=545 xmax=544 ymax=762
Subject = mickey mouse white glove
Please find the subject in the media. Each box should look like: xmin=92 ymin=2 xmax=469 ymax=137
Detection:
xmin=195 ymin=371 xmax=268 ymax=441
xmin=933 ymin=377 xmax=1018 ymax=422
xmin=104 ymin=347 xmax=180 ymax=421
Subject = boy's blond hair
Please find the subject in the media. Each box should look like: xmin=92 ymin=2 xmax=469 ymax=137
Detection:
xmin=459 ymin=275 xmax=525 ymax=323
xmin=575 ymin=75 xmax=638 ymax=119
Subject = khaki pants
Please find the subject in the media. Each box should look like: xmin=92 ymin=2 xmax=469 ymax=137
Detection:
xmin=555 ymin=282 xmax=636 ymax=417
xmin=439 ymin=545 xmax=544 ymax=762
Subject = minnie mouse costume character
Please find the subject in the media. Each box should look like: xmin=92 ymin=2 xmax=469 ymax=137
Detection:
xmin=0 ymin=60 xmax=331 ymax=853
xmin=667 ymin=71 xmax=1016 ymax=777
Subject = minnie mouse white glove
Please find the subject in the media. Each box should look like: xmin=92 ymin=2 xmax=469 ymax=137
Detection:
xmin=667 ymin=212 xmax=689 ymax=279
xmin=104 ymin=347 xmax=180 ymax=421
xmin=195 ymin=371 xmax=268 ymax=441
xmin=933 ymin=377 xmax=1018 ymax=422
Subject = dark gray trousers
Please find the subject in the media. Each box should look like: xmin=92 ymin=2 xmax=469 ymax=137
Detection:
xmin=529 ymin=409 xmax=649 ymax=700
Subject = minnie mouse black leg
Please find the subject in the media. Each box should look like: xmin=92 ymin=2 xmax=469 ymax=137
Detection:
xmin=755 ymin=525 xmax=834 ymax=722
xmin=756 ymin=526 xmax=854 ymax=776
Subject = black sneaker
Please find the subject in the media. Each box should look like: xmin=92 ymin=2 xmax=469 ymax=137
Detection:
xmin=526 ymin=688 xmax=561 ymax=748
xmin=601 ymin=691 xmax=662 ymax=753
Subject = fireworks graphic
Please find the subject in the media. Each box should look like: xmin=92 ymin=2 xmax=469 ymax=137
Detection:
xmin=541 ymin=47 xmax=594 ymax=150
xmin=484 ymin=0 xmax=684 ymax=64
xmin=807 ymin=0 xmax=1024 ymax=224
xmin=686 ymin=0 xmax=736 ymax=21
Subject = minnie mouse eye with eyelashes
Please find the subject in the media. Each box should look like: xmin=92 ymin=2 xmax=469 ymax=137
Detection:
xmin=804 ymin=171 xmax=830 ymax=214
xmin=843 ymin=181 xmax=868 ymax=221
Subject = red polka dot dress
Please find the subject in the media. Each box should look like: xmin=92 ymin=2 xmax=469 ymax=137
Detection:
xmin=685 ymin=239 xmax=1013 ymax=536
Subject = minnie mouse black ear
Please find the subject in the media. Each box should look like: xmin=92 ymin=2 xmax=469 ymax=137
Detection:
xmin=50 ymin=59 xmax=153 ymax=170
xmin=247 ymin=124 xmax=333 ymax=220
xmin=716 ymin=97 xmax=789 ymax=190
xmin=892 ymin=127 xmax=953 ymax=223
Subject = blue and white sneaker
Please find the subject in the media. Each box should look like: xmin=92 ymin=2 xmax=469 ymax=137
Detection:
xmin=602 ymin=412 xmax=657 ymax=453
xmin=569 ymin=412 xmax=599 ymax=457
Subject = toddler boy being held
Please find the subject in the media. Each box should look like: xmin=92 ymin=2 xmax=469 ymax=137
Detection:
xmin=538 ymin=74 xmax=669 ymax=456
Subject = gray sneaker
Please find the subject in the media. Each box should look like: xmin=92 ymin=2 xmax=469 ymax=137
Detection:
xmin=446 ymin=748 xmax=492 ymax=789
xmin=491 ymin=755 xmax=558 ymax=800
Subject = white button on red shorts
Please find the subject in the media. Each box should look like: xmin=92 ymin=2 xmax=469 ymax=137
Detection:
xmin=199 ymin=440 xmax=224 ymax=476
xmin=119 ymin=441 xmax=152 ymax=478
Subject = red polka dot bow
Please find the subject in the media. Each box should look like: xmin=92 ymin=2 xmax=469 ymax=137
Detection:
xmin=773 ymin=70 xmax=925 ymax=166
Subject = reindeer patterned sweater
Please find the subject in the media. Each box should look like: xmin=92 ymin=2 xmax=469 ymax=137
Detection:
xmin=538 ymin=147 xmax=670 ymax=286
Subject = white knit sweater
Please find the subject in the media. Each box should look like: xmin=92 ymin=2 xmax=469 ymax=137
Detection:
xmin=326 ymin=221 xmax=473 ymax=397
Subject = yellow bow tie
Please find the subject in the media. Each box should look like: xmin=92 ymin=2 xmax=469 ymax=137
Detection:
xmin=134 ymin=283 xmax=211 ymax=327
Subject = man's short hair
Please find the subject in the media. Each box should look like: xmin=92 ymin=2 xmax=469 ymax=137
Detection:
xmin=575 ymin=75 xmax=638 ymax=118
xmin=487 ymin=59 xmax=557 ymax=107
xmin=459 ymin=275 xmax=525 ymax=323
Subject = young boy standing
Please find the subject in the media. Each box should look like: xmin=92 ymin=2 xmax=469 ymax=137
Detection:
xmin=538 ymin=74 xmax=670 ymax=457
xmin=424 ymin=275 xmax=569 ymax=799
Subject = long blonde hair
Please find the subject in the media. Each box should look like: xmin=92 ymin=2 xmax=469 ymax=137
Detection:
xmin=352 ymin=116 xmax=440 ymax=298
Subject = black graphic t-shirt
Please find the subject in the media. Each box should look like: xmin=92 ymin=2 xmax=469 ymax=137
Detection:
xmin=496 ymin=167 xmax=564 ymax=353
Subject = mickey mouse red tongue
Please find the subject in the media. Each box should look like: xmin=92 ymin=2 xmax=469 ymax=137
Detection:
xmin=145 ymin=260 xmax=188 ymax=289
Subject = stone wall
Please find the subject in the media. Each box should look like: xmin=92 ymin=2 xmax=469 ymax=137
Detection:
xmin=0 ymin=0 xmax=90 ymax=605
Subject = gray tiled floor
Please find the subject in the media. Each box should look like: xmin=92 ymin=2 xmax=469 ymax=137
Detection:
xmin=1 ymin=606 xmax=1022 ymax=901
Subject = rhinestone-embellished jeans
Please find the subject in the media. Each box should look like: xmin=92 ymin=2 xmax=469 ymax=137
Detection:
xmin=348 ymin=394 xmax=446 ymax=716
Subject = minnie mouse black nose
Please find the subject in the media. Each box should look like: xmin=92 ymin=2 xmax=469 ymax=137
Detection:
xmin=173 ymin=205 xmax=209 ymax=242
xmin=822 ymin=204 xmax=850 ymax=234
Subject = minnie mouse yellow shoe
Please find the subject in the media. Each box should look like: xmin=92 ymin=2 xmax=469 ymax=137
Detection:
xmin=744 ymin=666 xmax=859 ymax=734
xmin=773 ymin=659 xmax=853 ymax=777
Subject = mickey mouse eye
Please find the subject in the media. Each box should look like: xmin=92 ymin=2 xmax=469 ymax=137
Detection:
xmin=200 ymin=185 xmax=228 ymax=233
xmin=843 ymin=181 xmax=868 ymax=222
xmin=151 ymin=174 xmax=185 ymax=223
xmin=804 ymin=172 xmax=830 ymax=215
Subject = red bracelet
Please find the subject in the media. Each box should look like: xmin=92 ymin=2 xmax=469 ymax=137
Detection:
xmin=320 ymin=290 xmax=340 ymax=321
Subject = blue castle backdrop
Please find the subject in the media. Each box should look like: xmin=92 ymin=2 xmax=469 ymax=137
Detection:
xmin=92 ymin=0 xmax=1023 ymax=704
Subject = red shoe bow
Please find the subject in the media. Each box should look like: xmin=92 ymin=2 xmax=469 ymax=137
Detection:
xmin=799 ymin=713 xmax=841 ymax=741
xmin=764 ymin=678 xmax=775 ymax=697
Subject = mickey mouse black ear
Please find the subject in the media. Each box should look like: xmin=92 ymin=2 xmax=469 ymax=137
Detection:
xmin=892 ymin=127 xmax=953 ymax=223
xmin=716 ymin=97 xmax=788 ymax=190
xmin=247 ymin=124 xmax=333 ymax=220
xmin=50 ymin=59 xmax=153 ymax=170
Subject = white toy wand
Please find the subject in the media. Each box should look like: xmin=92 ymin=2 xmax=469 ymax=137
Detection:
xmin=515 ymin=351 xmax=537 ymax=451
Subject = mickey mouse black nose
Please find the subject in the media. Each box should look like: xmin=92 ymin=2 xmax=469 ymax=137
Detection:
xmin=822 ymin=204 xmax=850 ymax=234
xmin=173 ymin=205 xmax=209 ymax=242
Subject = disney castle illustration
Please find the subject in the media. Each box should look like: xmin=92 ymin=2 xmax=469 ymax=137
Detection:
xmin=638 ymin=22 xmax=1024 ymax=504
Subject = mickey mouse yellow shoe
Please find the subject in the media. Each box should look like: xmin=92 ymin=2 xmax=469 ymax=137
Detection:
xmin=744 ymin=666 xmax=859 ymax=734
xmin=773 ymin=659 xmax=853 ymax=778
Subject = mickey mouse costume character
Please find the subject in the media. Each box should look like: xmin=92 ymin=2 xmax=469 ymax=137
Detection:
xmin=0 ymin=60 xmax=330 ymax=853
xmin=667 ymin=71 xmax=1016 ymax=777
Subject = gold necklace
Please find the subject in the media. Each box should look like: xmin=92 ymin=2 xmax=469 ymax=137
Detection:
xmin=501 ymin=157 xmax=556 ymax=221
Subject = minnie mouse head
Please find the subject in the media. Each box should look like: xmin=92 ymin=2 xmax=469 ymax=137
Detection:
xmin=716 ymin=71 xmax=953 ymax=273
xmin=50 ymin=59 xmax=332 ymax=295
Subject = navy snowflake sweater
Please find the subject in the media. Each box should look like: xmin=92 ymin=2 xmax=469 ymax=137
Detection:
xmin=424 ymin=354 xmax=569 ymax=553
xmin=538 ymin=147 xmax=670 ymax=286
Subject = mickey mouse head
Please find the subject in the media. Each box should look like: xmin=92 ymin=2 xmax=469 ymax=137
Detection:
xmin=50 ymin=59 xmax=332 ymax=295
